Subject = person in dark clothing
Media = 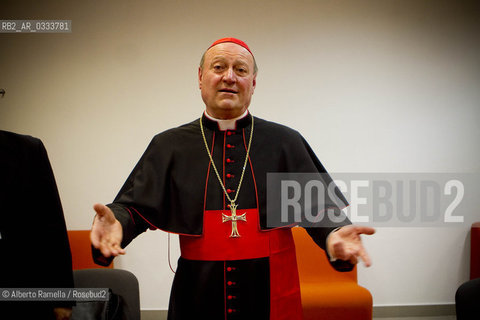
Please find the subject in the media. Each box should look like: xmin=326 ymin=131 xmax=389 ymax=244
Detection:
xmin=90 ymin=37 xmax=375 ymax=320
xmin=0 ymin=130 xmax=74 ymax=320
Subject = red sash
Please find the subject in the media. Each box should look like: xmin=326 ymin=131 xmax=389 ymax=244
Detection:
xmin=180 ymin=209 xmax=303 ymax=320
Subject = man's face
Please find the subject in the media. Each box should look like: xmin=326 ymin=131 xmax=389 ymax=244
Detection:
xmin=198 ymin=42 xmax=257 ymax=119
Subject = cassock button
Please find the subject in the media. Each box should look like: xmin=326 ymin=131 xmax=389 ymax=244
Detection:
xmin=228 ymin=309 xmax=233 ymax=313
xmin=227 ymin=281 xmax=233 ymax=286
xmin=227 ymin=189 xmax=235 ymax=193
xmin=227 ymin=267 xmax=232 ymax=272
xmin=226 ymin=173 xmax=234 ymax=178
xmin=227 ymin=144 xmax=235 ymax=148
xmin=226 ymin=158 xmax=234 ymax=163
xmin=227 ymin=131 xmax=235 ymax=136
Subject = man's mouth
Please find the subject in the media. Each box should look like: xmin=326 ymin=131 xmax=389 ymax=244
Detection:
xmin=218 ymin=88 xmax=238 ymax=94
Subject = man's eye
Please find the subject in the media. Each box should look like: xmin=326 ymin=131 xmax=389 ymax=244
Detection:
xmin=213 ymin=65 xmax=224 ymax=71
xmin=236 ymin=67 xmax=247 ymax=74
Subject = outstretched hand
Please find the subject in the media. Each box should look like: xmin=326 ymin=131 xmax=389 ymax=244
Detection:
xmin=90 ymin=203 xmax=126 ymax=258
xmin=327 ymin=225 xmax=375 ymax=267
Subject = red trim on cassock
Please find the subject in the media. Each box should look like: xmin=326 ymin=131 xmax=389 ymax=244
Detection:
xmin=125 ymin=207 xmax=136 ymax=226
xmin=222 ymin=131 xmax=227 ymax=210
xmin=129 ymin=206 xmax=201 ymax=237
xmin=268 ymin=228 xmax=303 ymax=320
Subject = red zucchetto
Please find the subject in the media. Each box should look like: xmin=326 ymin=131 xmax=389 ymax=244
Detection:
xmin=207 ymin=37 xmax=254 ymax=56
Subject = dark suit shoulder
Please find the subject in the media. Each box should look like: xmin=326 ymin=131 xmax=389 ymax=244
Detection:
xmin=0 ymin=130 xmax=43 ymax=150
xmin=0 ymin=131 xmax=46 ymax=168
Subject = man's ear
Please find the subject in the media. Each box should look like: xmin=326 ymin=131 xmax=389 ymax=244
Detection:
xmin=252 ymin=74 xmax=257 ymax=93
xmin=198 ymin=67 xmax=203 ymax=89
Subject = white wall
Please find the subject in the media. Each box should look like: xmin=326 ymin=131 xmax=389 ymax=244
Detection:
xmin=1 ymin=0 xmax=479 ymax=309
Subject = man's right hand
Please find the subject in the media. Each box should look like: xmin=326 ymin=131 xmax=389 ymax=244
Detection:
xmin=90 ymin=203 xmax=126 ymax=258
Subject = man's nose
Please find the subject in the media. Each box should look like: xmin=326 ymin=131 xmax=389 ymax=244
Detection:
xmin=223 ymin=67 xmax=236 ymax=83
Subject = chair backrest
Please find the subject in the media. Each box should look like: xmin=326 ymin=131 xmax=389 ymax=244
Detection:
xmin=68 ymin=230 xmax=113 ymax=270
xmin=292 ymin=227 xmax=357 ymax=283
xmin=73 ymin=268 xmax=140 ymax=320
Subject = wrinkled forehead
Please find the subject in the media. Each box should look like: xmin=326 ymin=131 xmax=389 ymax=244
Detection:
xmin=204 ymin=42 xmax=255 ymax=65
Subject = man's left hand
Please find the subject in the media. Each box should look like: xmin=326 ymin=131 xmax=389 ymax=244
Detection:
xmin=327 ymin=225 xmax=375 ymax=267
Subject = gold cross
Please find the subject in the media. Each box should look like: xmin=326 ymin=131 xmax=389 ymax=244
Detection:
xmin=222 ymin=202 xmax=247 ymax=238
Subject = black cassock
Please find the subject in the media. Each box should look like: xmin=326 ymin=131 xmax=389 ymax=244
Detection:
xmin=96 ymin=113 xmax=352 ymax=320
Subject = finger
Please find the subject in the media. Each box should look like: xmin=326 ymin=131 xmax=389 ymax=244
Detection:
xmin=354 ymin=226 xmax=376 ymax=235
xmin=111 ymin=245 xmax=126 ymax=256
xmin=99 ymin=244 xmax=113 ymax=258
xmin=99 ymin=241 xmax=123 ymax=257
xmin=93 ymin=203 xmax=114 ymax=221
xmin=359 ymin=247 xmax=372 ymax=267
xmin=93 ymin=203 xmax=106 ymax=215
xmin=343 ymin=246 xmax=360 ymax=264
xmin=90 ymin=216 xmax=106 ymax=248
xmin=102 ymin=233 xmax=125 ymax=252
xmin=90 ymin=228 xmax=100 ymax=248
xmin=108 ymin=241 xmax=126 ymax=256
xmin=337 ymin=225 xmax=361 ymax=238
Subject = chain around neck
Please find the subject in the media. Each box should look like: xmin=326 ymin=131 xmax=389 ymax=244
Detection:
xmin=199 ymin=114 xmax=254 ymax=206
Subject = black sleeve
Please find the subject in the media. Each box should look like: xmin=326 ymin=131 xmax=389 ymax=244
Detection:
xmin=297 ymin=135 xmax=354 ymax=271
xmin=31 ymin=139 xmax=75 ymax=306
xmin=92 ymin=137 xmax=161 ymax=266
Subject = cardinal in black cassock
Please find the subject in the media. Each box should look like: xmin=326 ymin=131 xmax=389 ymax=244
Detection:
xmin=91 ymin=37 xmax=374 ymax=320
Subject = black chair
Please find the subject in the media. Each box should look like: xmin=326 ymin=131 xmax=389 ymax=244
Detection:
xmin=455 ymin=278 xmax=480 ymax=320
xmin=71 ymin=269 xmax=140 ymax=320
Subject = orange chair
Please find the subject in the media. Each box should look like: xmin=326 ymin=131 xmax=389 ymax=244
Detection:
xmin=67 ymin=230 xmax=113 ymax=270
xmin=292 ymin=227 xmax=372 ymax=320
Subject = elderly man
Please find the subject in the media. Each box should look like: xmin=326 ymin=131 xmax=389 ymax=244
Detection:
xmin=91 ymin=38 xmax=374 ymax=320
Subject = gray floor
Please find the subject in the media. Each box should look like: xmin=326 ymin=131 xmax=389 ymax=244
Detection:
xmin=374 ymin=317 xmax=456 ymax=320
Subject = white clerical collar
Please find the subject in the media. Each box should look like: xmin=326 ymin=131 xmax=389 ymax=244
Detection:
xmin=204 ymin=110 xmax=249 ymax=131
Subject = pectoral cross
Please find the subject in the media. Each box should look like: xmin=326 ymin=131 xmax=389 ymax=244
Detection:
xmin=222 ymin=202 xmax=247 ymax=238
